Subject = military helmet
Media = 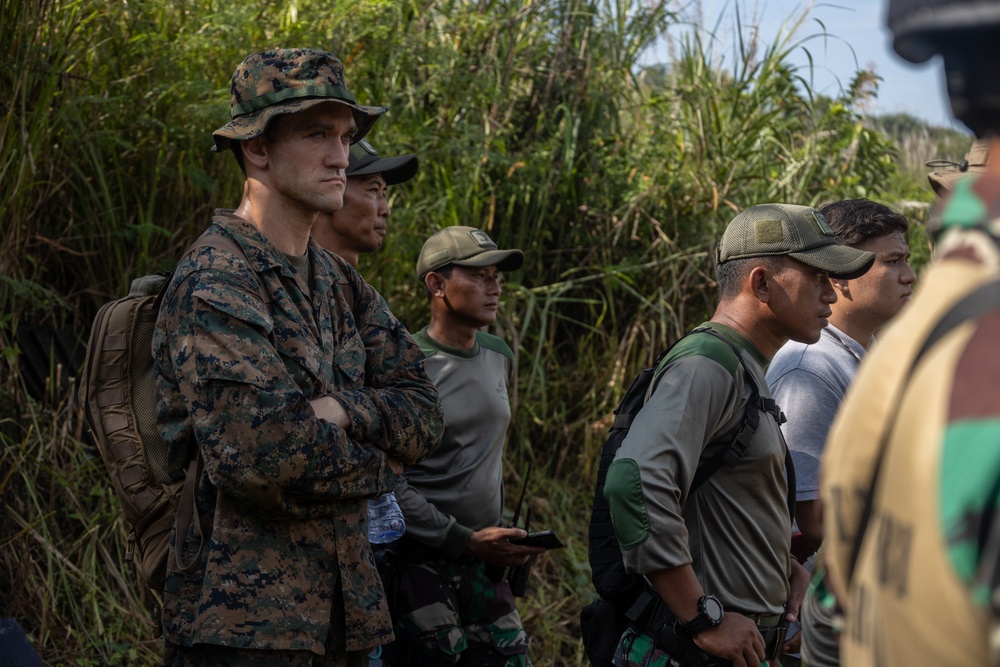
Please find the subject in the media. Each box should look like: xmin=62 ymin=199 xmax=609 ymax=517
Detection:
xmin=887 ymin=0 xmax=1000 ymax=136
xmin=888 ymin=0 xmax=1000 ymax=64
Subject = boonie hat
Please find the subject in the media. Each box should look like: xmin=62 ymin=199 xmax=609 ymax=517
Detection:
xmin=927 ymin=139 xmax=990 ymax=197
xmin=417 ymin=227 xmax=524 ymax=281
xmin=717 ymin=203 xmax=875 ymax=280
xmin=212 ymin=48 xmax=387 ymax=153
xmin=347 ymin=139 xmax=419 ymax=185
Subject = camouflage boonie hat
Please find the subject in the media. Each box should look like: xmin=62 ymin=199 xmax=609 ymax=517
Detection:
xmin=212 ymin=48 xmax=387 ymax=153
xmin=347 ymin=139 xmax=418 ymax=185
xmin=416 ymin=226 xmax=524 ymax=281
xmin=717 ymin=203 xmax=876 ymax=280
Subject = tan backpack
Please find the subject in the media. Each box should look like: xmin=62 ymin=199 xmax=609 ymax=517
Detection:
xmin=79 ymin=233 xmax=251 ymax=594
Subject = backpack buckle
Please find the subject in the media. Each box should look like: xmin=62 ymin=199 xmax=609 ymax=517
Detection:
xmin=759 ymin=397 xmax=786 ymax=424
xmin=724 ymin=426 xmax=751 ymax=466
xmin=125 ymin=528 xmax=136 ymax=563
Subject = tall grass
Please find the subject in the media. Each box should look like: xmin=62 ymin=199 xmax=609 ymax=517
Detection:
xmin=1 ymin=0 xmax=932 ymax=663
xmin=1 ymin=377 xmax=163 ymax=665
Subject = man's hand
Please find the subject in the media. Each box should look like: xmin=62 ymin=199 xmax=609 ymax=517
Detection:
xmin=386 ymin=456 xmax=402 ymax=475
xmin=692 ymin=613 xmax=766 ymax=667
xmin=785 ymin=557 xmax=810 ymax=625
xmin=463 ymin=526 xmax=545 ymax=567
xmin=310 ymin=396 xmax=350 ymax=429
xmin=782 ymin=627 xmax=801 ymax=655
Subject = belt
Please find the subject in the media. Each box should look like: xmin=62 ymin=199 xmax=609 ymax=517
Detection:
xmin=739 ymin=613 xmax=787 ymax=661
xmin=740 ymin=612 xmax=783 ymax=628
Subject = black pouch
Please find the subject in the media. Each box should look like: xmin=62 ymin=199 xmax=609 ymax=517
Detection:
xmin=624 ymin=590 xmax=729 ymax=667
xmin=581 ymin=598 xmax=629 ymax=667
xmin=372 ymin=542 xmax=403 ymax=610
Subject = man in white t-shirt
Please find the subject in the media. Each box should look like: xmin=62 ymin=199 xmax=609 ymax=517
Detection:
xmin=766 ymin=199 xmax=915 ymax=665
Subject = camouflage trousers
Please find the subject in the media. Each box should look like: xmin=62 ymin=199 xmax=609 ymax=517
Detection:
xmin=612 ymin=626 xmax=774 ymax=667
xmin=166 ymin=591 xmax=370 ymax=667
xmin=167 ymin=643 xmax=369 ymax=667
xmin=384 ymin=558 xmax=530 ymax=666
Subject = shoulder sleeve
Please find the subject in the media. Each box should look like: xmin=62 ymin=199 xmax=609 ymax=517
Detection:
xmin=659 ymin=330 xmax=741 ymax=376
xmin=476 ymin=331 xmax=515 ymax=363
xmin=605 ymin=352 xmax=743 ymax=574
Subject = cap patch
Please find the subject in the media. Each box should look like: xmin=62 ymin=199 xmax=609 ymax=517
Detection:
xmin=755 ymin=220 xmax=785 ymax=244
xmin=810 ymin=211 xmax=835 ymax=237
xmin=468 ymin=230 xmax=496 ymax=249
xmin=358 ymin=139 xmax=377 ymax=156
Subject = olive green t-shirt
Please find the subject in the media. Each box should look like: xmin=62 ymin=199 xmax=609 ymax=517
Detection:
xmin=605 ymin=323 xmax=792 ymax=615
xmin=395 ymin=328 xmax=515 ymax=558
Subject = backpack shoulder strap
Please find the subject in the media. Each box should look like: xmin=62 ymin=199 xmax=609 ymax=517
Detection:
xmin=846 ymin=277 xmax=1000 ymax=581
xmin=683 ymin=328 xmax=782 ymax=481
xmin=685 ymin=327 xmax=796 ymax=520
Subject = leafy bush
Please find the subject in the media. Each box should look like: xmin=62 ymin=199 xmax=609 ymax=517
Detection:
xmin=1 ymin=0 xmax=934 ymax=663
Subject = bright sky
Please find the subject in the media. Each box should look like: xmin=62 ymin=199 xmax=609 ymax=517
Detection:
xmin=646 ymin=0 xmax=969 ymax=132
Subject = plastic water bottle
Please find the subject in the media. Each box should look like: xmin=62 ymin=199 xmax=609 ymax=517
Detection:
xmin=368 ymin=492 xmax=405 ymax=543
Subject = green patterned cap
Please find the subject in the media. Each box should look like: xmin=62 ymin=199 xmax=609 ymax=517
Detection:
xmin=212 ymin=48 xmax=387 ymax=153
xmin=417 ymin=226 xmax=524 ymax=280
xmin=717 ymin=203 xmax=875 ymax=280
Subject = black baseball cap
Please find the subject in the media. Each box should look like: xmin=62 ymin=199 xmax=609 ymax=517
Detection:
xmin=347 ymin=139 xmax=418 ymax=185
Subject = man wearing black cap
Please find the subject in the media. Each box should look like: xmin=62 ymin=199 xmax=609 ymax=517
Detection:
xmin=313 ymin=139 xmax=418 ymax=267
xmin=382 ymin=227 xmax=544 ymax=666
xmin=152 ymin=49 xmax=442 ymax=665
xmin=603 ymin=204 xmax=874 ymax=667
xmin=819 ymin=2 xmax=1000 ymax=665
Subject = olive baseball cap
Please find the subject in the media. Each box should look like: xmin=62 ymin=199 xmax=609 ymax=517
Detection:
xmin=212 ymin=48 xmax=387 ymax=153
xmin=347 ymin=139 xmax=418 ymax=185
xmin=716 ymin=203 xmax=875 ymax=280
xmin=417 ymin=227 xmax=524 ymax=280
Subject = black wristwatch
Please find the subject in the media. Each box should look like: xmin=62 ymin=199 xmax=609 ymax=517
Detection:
xmin=677 ymin=594 xmax=725 ymax=638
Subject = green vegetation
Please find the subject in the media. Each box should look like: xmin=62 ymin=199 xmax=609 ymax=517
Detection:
xmin=0 ymin=0 xmax=960 ymax=664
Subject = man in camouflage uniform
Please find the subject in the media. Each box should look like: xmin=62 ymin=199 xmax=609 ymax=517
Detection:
xmin=382 ymin=227 xmax=544 ymax=666
xmin=153 ymin=48 xmax=443 ymax=666
xmin=820 ymin=2 xmax=1000 ymax=665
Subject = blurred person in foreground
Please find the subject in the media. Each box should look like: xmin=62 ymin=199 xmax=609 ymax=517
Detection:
xmin=153 ymin=48 xmax=442 ymax=666
xmin=820 ymin=2 xmax=1000 ymax=664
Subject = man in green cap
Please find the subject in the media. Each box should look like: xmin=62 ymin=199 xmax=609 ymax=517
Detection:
xmin=603 ymin=204 xmax=874 ymax=667
xmin=153 ymin=48 xmax=443 ymax=666
xmin=381 ymin=227 xmax=544 ymax=666
xmin=312 ymin=138 xmax=418 ymax=268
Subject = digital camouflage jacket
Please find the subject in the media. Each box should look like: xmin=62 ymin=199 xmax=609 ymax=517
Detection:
xmin=153 ymin=210 xmax=442 ymax=653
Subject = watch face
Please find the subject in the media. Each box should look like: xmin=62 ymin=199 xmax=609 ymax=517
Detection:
xmin=701 ymin=595 xmax=725 ymax=623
